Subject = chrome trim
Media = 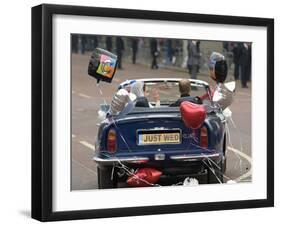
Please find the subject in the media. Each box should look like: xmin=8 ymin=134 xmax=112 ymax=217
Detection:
xmin=93 ymin=156 xmax=149 ymax=164
xmin=120 ymin=78 xmax=209 ymax=87
xmin=116 ymin=114 xmax=182 ymax=123
xmin=170 ymin=153 xmax=220 ymax=161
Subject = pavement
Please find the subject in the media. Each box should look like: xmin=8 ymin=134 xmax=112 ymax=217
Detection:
xmin=71 ymin=52 xmax=252 ymax=190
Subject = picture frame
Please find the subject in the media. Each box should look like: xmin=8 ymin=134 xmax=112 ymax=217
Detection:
xmin=32 ymin=4 xmax=274 ymax=221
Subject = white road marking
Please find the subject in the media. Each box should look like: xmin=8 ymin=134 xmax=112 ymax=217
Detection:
xmin=79 ymin=140 xmax=96 ymax=151
xmin=227 ymin=146 xmax=252 ymax=182
xmin=72 ymin=159 xmax=97 ymax=174
xmin=237 ymin=92 xmax=251 ymax=97
xmin=234 ymin=170 xmax=252 ymax=182
xmin=73 ymin=90 xmax=93 ymax=99
xmin=78 ymin=93 xmax=92 ymax=99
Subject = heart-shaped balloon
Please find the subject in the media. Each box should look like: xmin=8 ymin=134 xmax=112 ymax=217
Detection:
xmin=126 ymin=168 xmax=162 ymax=187
xmin=180 ymin=101 xmax=206 ymax=129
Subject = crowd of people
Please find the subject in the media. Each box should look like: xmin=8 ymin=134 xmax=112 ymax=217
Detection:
xmin=186 ymin=40 xmax=252 ymax=88
xmin=72 ymin=35 xmax=251 ymax=88
xmin=223 ymin=41 xmax=252 ymax=88
xmin=71 ymin=35 xmax=182 ymax=70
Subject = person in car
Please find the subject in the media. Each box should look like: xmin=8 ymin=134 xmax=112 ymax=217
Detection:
xmin=169 ymin=79 xmax=202 ymax=107
xmin=130 ymin=81 xmax=150 ymax=107
xmin=130 ymin=81 xmax=160 ymax=107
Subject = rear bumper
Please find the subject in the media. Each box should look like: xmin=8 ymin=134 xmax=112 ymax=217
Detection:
xmin=93 ymin=152 xmax=220 ymax=165
xmin=170 ymin=153 xmax=220 ymax=161
xmin=93 ymin=156 xmax=149 ymax=164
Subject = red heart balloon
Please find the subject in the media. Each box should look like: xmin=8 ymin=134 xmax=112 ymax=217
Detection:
xmin=127 ymin=168 xmax=162 ymax=187
xmin=180 ymin=101 xmax=206 ymax=129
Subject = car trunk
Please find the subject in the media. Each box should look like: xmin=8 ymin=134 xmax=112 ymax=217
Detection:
xmin=111 ymin=109 xmax=205 ymax=155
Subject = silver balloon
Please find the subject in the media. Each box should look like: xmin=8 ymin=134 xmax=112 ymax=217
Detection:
xmin=110 ymin=89 xmax=136 ymax=115
xmin=212 ymin=81 xmax=235 ymax=110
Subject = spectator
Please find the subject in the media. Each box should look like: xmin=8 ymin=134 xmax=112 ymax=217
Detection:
xmin=138 ymin=38 xmax=145 ymax=60
xmin=116 ymin=37 xmax=125 ymax=69
xmin=150 ymin=38 xmax=159 ymax=69
xmin=239 ymin=42 xmax=251 ymax=88
xmin=106 ymin=36 xmax=112 ymax=52
xmin=187 ymin=40 xmax=201 ymax=79
xmin=222 ymin=41 xmax=234 ymax=69
xmin=93 ymin=36 xmax=99 ymax=49
xmin=165 ymin=39 xmax=173 ymax=66
xmin=71 ymin=34 xmax=78 ymax=53
xmin=196 ymin=41 xmax=201 ymax=73
xmin=131 ymin=38 xmax=138 ymax=64
xmin=187 ymin=41 xmax=192 ymax=73
xmin=80 ymin=35 xmax=87 ymax=54
xmin=232 ymin=42 xmax=241 ymax=80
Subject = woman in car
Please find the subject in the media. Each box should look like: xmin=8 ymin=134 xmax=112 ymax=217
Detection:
xmin=130 ymin=81 xmax=160 ymax=107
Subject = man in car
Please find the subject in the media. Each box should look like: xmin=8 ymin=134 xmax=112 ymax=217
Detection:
xmin=169 ymin=79 xmax=202 ymax=106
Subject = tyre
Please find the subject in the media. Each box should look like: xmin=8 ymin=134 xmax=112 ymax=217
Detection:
xmin=97 ymin=165 xmax=117 ymax=189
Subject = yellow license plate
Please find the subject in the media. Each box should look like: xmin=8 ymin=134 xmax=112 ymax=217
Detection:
xmin=139 ymin=132 xmax=181 ymax=145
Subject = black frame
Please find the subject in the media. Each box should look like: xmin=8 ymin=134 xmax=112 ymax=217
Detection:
xmin=32 ymin=4 xmax=274 ymax=221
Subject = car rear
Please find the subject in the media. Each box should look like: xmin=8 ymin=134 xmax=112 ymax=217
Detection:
xmin=94 ymin=108 xmax=224 ymax=186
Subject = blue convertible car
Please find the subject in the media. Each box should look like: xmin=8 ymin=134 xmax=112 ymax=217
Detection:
xmin=93 ymin=78 xmax=228 ymax=188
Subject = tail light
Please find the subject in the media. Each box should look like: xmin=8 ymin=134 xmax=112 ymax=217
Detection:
xmin=107 ymin=128 xmax=117 ymax=153
xmin=200 ymin=126 xmax=208 ymax=148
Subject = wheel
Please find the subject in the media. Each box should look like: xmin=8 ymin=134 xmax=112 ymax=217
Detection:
xmin=97 ymin=165 xmax=117 ymax=189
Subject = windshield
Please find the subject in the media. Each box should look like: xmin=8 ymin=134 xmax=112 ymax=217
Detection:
xmin=143 ymin=80 xmax=208 ymax=106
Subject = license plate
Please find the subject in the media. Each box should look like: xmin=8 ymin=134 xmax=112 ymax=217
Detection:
xmin=138 ymin=130 xmax=181 ymax=145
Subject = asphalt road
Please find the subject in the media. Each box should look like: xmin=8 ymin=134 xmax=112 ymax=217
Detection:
xmin=71 ymin=53 xmax=252 ymax=190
